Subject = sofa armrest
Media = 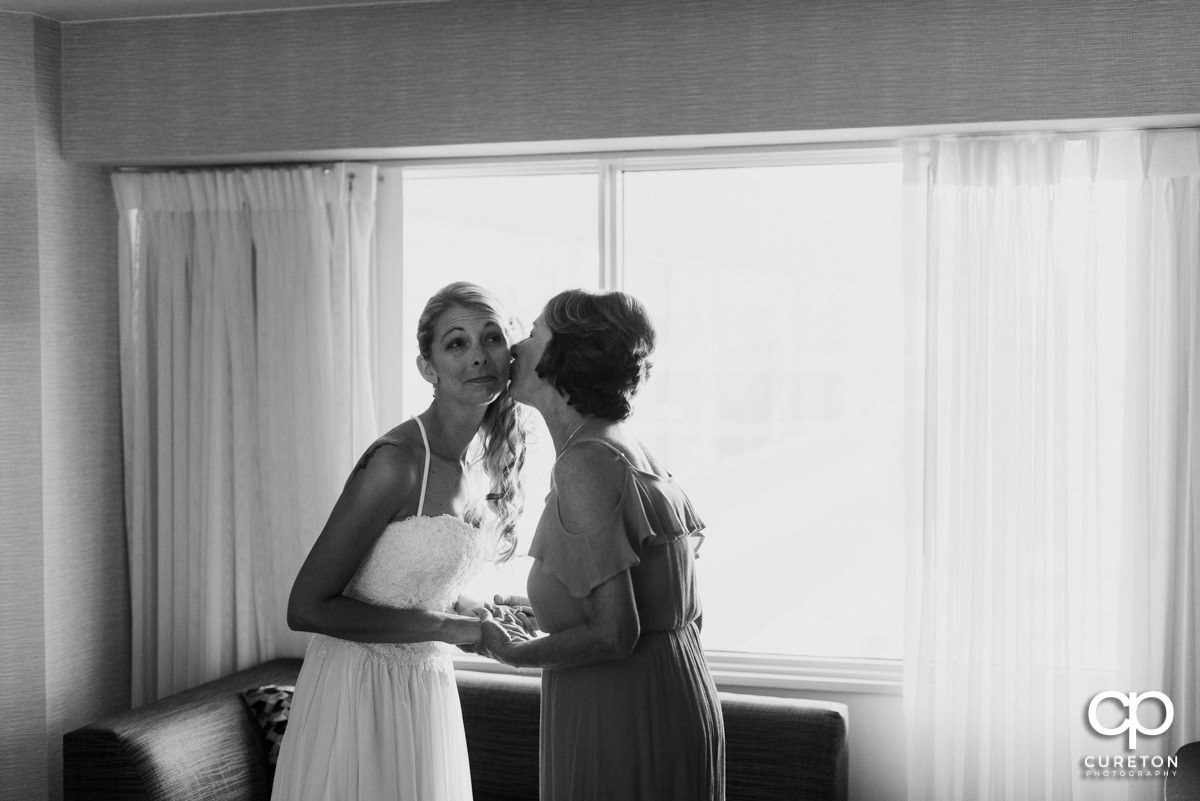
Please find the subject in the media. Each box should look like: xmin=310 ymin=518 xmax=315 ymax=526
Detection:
xmin=721 ymin=691 xmax=849 ymax=801
xmin=63 ymin=658 xmax=303 ymax=801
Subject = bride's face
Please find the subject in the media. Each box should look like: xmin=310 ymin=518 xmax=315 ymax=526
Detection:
xmin=508 ymin=313 xmax=550 ymax=405
xmin=422 ymin=306 xmax=511 ymax=405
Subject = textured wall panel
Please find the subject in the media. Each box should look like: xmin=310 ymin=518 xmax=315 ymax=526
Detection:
xmin=34 ymin=13 xmax=129 ymax=801
xmin=1 ymin=13 xmax=129 ymax=800
xmin=0 ymin=14 xmax=50 ymax=800
xmin=60 ymin=0 xmax=1200 ymax=165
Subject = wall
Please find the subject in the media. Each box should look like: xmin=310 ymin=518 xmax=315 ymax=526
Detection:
xmin=58 ymin=0 xmax=1200 ymax=165
xmin=1 ymin=15 xmax=50 ymax=799
xmin=0 ymin=13 xmax=127 ymax=801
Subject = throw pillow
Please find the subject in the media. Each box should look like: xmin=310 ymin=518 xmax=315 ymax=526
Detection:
xmin=241 ymin=684 xmax=295 ymax=767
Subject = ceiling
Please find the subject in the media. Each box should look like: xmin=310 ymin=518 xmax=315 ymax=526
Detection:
xmin=0 ymin=0 xmax=440 ymax=22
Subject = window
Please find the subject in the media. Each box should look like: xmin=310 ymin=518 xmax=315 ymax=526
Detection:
xmin=382 ymin=147 xmax=908 ymax=664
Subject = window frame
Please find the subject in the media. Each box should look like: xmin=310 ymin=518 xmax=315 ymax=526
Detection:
xmin=395 ymin=142 xmax=907 ymax=694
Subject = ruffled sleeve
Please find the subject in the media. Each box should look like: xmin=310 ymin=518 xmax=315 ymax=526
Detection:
xmin=530 ymin=466 xmax=705 ymax=599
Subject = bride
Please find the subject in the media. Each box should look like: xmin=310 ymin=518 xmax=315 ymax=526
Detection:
xmin=273 ymin=282 xmax=528 ymax=801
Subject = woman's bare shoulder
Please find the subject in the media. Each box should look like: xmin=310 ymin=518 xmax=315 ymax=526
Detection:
xmin=567 ymin=426 xmax=664 ymax=476
xmin=349 ymin=422 xmax=426 ymax=491
xmin=553 ymin=440 xmax=628 ymax=525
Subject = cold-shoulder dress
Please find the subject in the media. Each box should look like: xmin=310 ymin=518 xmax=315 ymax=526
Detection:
xmin=526 ymin=436 xmax=726 ymax=801
xmin=272 ymin=417 xmax=487 ymax=801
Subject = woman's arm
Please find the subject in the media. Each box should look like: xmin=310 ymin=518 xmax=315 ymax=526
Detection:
xmin=481 ymin=443 xmax=640 ymax=667
xmin=286 ymin=441 xmax=482 ymax=647
xmin=482 ymin=569 xmax=639 ymax=668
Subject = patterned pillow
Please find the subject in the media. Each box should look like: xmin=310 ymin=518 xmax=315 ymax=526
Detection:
xmin=241 ymin=684 xmax=295 ymax=767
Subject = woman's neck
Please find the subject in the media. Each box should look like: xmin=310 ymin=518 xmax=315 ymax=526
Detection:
xmin=544 ymin=404 xmax=598 ymax=456
xmin=422 ymin=401 xmax=487 ymax=462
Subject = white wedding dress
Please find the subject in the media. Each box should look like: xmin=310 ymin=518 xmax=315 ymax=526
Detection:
xmin=273 ymin=418 xmax=488 ymax=801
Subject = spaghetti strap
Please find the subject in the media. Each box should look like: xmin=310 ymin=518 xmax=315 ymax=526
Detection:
xmin=561 ymin=436 xmax=638 ymax=469
xmin=413 ymin=416 xmax=432 ymax=517
xmin=560 ymin=436 xmax=675 ymax=484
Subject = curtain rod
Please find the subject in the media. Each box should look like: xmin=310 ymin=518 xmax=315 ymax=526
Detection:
xmin=113 ymin=162 xmax=347 ymax=173
xmin=107 ymin=140 xmax=902 ymax=175
xmin=111 ymin=162 xmax=387 ymax=185
xmin=107 ymin=117 xmax=1200 ymax=174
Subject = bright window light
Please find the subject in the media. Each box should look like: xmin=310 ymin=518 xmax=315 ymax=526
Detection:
xmin=623 ymin=160 xmax=906 ymax=658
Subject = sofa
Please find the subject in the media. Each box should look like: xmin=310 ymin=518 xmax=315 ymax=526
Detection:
xmin=63 ymin=657 xmax=849 ymax=801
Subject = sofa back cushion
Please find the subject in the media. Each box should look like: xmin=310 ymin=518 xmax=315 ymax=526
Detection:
xmin=453 ymin=670 xmax=849 ymax=801
xmin=456 ymin=670 xmax=542 ymax=801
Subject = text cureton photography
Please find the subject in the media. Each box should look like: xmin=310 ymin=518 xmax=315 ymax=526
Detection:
xmin=1082 ymin=691 xmax=1177 ymax=780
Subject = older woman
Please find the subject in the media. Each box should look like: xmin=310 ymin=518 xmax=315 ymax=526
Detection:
xmin=481 ymin=288 xmax=725 ymax=801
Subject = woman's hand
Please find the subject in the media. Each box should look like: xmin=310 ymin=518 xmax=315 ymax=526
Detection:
xmin=455 ymin=594 xmax=489 ymax=619
xmin=476 ymin=608 xmax=533 ymax=665
xmin=491 ymin=594 xmax=539 ymax=636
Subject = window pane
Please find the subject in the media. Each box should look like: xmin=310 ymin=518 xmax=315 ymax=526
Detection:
xmin=400 ymin=171 xmax=600 ymax=595
xmin=622 ymin=160 xmax=907 ymax=658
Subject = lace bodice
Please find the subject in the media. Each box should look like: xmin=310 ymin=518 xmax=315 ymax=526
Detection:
xmin=344 ymin=514 xmax=488 ymax=614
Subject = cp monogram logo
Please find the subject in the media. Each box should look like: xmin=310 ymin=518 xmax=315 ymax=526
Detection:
xmin=1087 ymin=691 xmax=1174 ymax=749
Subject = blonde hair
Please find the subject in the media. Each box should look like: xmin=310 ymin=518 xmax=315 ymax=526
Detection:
xmin=416 ymin=282 xmax=527 ymax=561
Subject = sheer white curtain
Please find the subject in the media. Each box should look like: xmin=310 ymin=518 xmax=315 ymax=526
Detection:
xmin=113 ymin=164 xmax=379 ymax=705
xmin=1122 ymin=129 xmax=1200 ymax=756
xmin=905 ymin=131 xmax=1199 ymax=801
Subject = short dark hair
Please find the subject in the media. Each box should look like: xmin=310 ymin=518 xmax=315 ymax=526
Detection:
xmin=535 ymin=289 xmax=655 ymax=421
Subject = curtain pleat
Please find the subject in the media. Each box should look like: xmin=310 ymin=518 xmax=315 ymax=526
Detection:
xmin=113 ymin=165 xmax=379 ymax=705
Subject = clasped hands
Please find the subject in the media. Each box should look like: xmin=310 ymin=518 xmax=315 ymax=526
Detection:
xmin=456 ymin=593 xmax=538 ymax=663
